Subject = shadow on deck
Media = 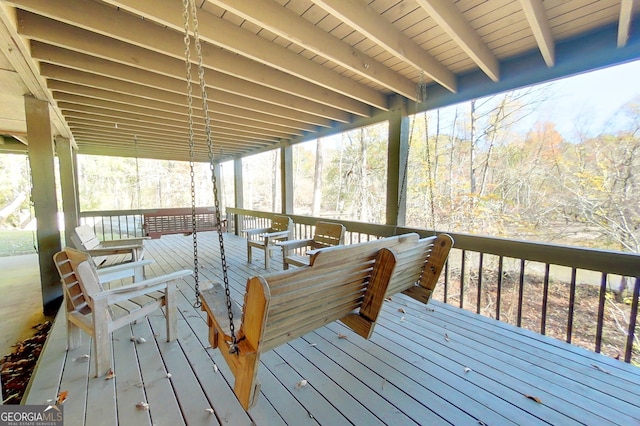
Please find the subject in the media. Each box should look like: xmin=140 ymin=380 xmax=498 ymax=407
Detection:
xmin=23 ymin=233 xmax=640 ymax=425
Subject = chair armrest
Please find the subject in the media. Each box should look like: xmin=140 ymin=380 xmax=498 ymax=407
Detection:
xmin=263 ymin=230 xmax=290 ymax=240
xmin=277 ymin=239 xmax=313 ymax=251
xmin=100 ymin=239 xmax=147 ymax=248
xmin=97 ymin=259 xmax=154 ymax=284
xmin=85 ymin=247 xmax=139 ymax=257
xmin=244 ymin=227 xmax=271 ymax=236
xmin=93 ymin=270 xmax=193 ymax=303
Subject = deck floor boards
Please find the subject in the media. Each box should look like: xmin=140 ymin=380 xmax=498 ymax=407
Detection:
xmin=23 ymin=232 xmax=640 ymax=425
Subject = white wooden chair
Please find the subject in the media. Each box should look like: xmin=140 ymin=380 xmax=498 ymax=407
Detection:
xmin=244 ymin=215 xmax=293 ymax=269
xmin=54 ymin=247 xmax=192 ymax=377
xmin=278 ymin=221 xmax=346 ymax=269
xmin=71 ymin=224 xmax=148 ymax=267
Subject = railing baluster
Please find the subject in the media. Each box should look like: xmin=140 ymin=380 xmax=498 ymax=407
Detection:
xmin=595 ymin=272 xmax=607 ymax=353
xmin=566 ymin=268 xmax=577 ymax=343
xmin=625 ymin=277 xmax=639 ymax=363
xmin=517 ymin=259 xmax=525 ymax=327
xmin=477 ymin=252 xmax=483 ymax=314
xmin=496 ymin=256 xmax=503 ymax=321
xmin=460 ymin=250 xmax=466 ymax=309
xmin=443 ymin=261 xmax=449 ymax=304
xmin=541 ymin=263 xmax=550 ymax=335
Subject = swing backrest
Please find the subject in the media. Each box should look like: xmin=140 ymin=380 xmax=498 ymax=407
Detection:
xmin=242 ymin=233 xmax=421 ymax=353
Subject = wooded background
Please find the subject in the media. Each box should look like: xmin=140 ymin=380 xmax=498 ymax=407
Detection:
xmin=1 ymin=86 xmax=638 ymax=255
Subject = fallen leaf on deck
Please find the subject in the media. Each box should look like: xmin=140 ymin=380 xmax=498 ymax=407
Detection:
xmin=205 ymin=408 xmax=214 ymax=414
xmin=105 ymin=369 xmax=115 ymax=380
xmin=464 ymin=367 xmax=472 ymax=373
xmin=398 ymin=307 xmax=406 ymax=314
xmin=56 ymin=390 xmax=68 ymax=405
xmin=426 ymin=307 xmax=435 ymax=312
xmin=478 ymin=420 xmax=487 ymax=425
xmin=309 ymin=343 xmax=317 ymax=347
xmin=136 ymin=401 xmax=150 ymax=410
xmin=444 ymin=333 xmax=450 ymax=342
xmin=213 ymin=364 xmax=219 ymax=373
xmin=385 ymin=297 xmax=392 ymax=302
xmin=338 ymin=334 xmax=348 ymax=339
xmin=166 ymin=373 xmax=172 ymax=378
xmin=136 ymin=337 xmax=147 ymax=344
xmin=75 ymin=354 xmax=90 ymax=362
xmin=591 ymin=364 xmax=611 ymax=374
xmin=524 ymin=394 xmax=542 ymax=403
xmin=400 ymin=316 xmax=406 ymax=322
xmin=296 ymin=379 xmax=308 ymax=388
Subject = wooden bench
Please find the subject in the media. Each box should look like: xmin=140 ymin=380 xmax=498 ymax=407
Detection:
xmin=199 ymin=233 xmax=425 ymax=409
xmin=143 ymin=207 xmax=227 ymax=239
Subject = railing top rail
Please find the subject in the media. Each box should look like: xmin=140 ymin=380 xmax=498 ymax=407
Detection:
xmin=227 ymin=208 xmax=640 ymax=277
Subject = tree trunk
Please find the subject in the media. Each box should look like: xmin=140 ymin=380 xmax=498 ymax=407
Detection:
xmin=312 ymin=138 xmax=323 ymax=216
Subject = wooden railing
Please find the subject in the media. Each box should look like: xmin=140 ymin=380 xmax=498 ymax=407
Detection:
xmin=79 ymin=207 xmax=639 ymax=364
xmin=227 ymin=208 xmax=640 ymax=365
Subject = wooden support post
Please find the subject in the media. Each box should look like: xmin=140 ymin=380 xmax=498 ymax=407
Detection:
xmin=280 ymin=143 xmax=293 ymax=214
xmin=25 ymin=95 xmax=62 ymax=311
xmin=233 ymin=158 xmax=244 ymax=235
xmin=56 ymin=136 xmax=79 ymax=247
xmin=387 ymin=95 xmax=409 ymax=227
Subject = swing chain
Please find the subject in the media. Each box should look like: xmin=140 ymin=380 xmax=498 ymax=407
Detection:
xmin=182 ymin=0 xmax=201 ymax=309
xmin=184 ymin=0 xmax=237 ymax=352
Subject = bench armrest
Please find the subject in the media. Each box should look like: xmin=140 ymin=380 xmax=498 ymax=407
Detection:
xmin=100 ymin=238 xmax=149 ymax=248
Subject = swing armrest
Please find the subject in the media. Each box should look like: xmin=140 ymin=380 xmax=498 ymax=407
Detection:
xmin=91 ymin=269 xmax=192 ymax=304
xmin=200 ymin=283 xmax=244 ymax=340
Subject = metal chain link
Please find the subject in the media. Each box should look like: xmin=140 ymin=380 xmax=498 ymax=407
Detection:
xmin=187 ymin=0 xmax=237 ymax=353
xmin=182 ymin=0 xmax=201 ymax=309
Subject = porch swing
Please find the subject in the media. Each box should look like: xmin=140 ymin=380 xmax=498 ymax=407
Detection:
xmin=181 ymin=0 xmax=452 ymax=410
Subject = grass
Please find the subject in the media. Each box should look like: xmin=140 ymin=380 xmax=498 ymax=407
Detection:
xmin=0 ymin=230 xmax=38 ymax=256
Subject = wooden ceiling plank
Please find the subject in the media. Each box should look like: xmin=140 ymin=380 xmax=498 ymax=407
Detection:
xmin=56 ymin=92 xmax=293 ymax=139
xmin=518 ymin=0 xmax=555 ymax=66
xmin=11 ymin=0 xmax=384 ymax=110
xmin=58 ymin=103 xmax=278 ymax=144
xmin=29 ymin=39 xmax=352 ymax=124
xmin=12 ymin=0 xmax=372 ymax=116
xmin=413 ymin=0 xmax=500 ymax=81
xmin=17 ymin=10 xmax=369 ymax=118
xmin=310 ymin=0 xmax=457 ymax=92
xmin=46 ymin=80 xmax=314 ymax=134
xmin=209 ymin=0 xmax=418 ymax=100
xmin=0 ymin=4 xmax=71 ymax=138
xmin=38 ymin=63 xmax=333 ymax=128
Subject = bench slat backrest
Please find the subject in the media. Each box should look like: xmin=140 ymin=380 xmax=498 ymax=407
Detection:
xmin=72 ymin=225 xmax=101 ymax=251
xmin=310 ymin=221 xmax=345 ymax=249
xmin=244 ymin=233 xmax=419 ymax=352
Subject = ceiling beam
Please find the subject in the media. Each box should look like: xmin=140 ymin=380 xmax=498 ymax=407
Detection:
xmin=10 ymin=0 xmax=385 ymax=111
xmin=413 ymin=0 xmax=500 ymax=81
xmin=39 ymin=63 xmax=333 ymax=128
xmin=210 ymin=0 xmax=418 ymax=100
xmin=0 ymin=4 xmax=72 ymax=138
xmin=309 ymin=0 xmax=456 ymax=93
xmin=30 ymin=40 xmax=350 ymax=123
xmin=618 ymin=0 xmax=635 ymax=47
xmin=46 ymin=80 xmax=315 ymax=134
xmin=519 ymin=0 xmax=555 ymax=67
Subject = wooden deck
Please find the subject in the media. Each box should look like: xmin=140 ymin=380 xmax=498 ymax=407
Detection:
xmin=24 ymin=232 xmax=640 ymax=425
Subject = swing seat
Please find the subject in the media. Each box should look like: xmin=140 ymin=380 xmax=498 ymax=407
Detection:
xmin=200 ymin=232 xmax=454 ymax=409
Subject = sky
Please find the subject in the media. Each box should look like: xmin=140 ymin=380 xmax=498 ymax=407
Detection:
xmin=522 ymin=59 xmax=640 ymax=141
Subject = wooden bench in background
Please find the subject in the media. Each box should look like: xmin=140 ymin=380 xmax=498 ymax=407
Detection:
xmin=143 ymin=207 xmax=227 ymax=239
